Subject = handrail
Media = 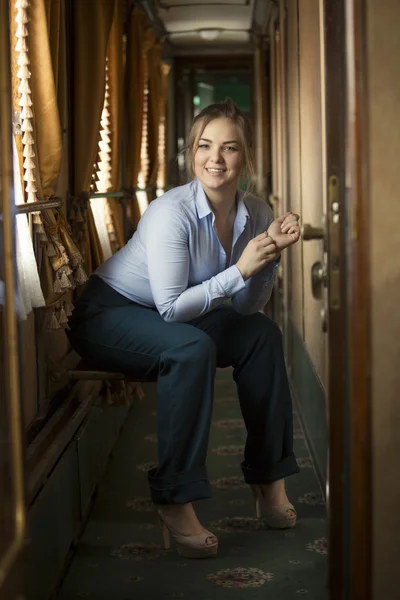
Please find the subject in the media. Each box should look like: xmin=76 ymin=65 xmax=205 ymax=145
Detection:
xmin=89 ymin=187 xmax=156 ymax=199
xmin=15 ymin=197 xmax=63 ymax=214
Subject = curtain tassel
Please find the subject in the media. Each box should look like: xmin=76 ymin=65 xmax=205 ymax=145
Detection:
xmin=60 ymin=270 xmax=72 ymax=289
xmin=53 ymin=274 xmax=63 ymax=293
xmin=69 ymin=251 xmax=83 ymax=268
xmin=46 ymin=241 xmax=56 ymax=257
xmin=74 ymin=264 xmax=88 ymax=285
xmin=58 ymin=305 xmax=69 ymax=325
xmin=51 ymin=310 xmax=60 ymax=330
xmin=16 ymin=0 xmax=30 ymax=10
xmin=75 ymin=207 xmax=85 ymax=223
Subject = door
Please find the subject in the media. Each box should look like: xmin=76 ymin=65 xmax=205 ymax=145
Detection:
xmin=271 ymin=0 xmax=350 ymax=597
xmin=0 ymin=0 xmax=26 ymax=598
xmin=272 ymin=0 xmax=329 ymax=482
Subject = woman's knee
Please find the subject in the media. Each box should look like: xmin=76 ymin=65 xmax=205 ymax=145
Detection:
xmin=186 ymin=329 xmax=216 ymax=361
xmin=248 ymin=312 xmax=283 ymax=344
xmin=166 ymin=328 xmax=216 ymax=366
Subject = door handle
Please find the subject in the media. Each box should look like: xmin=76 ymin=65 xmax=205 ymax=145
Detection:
xmin=301 ymin=216 xmax=327 ymax=251
xmin=301 ymin=222 xmax=326 ymax=241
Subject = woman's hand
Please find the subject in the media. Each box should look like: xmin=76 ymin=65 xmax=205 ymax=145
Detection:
xmin=267 ymin=212 xmax=301 ymax=251
xmin=236 ymin=232 xmax=280 ymax=281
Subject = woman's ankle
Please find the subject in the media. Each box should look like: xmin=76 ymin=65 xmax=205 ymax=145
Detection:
xmin=157 ymin=503 xmax=204 ymax=536
xmin=259 ymin=479 xmax=289 ymax=505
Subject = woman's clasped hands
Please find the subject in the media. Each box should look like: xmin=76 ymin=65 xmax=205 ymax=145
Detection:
xmin=236 ymin=212 xmax=300 ymax=281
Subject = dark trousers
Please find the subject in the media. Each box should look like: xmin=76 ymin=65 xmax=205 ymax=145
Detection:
xmin=67 ymin=276 xmax=299 ymax=505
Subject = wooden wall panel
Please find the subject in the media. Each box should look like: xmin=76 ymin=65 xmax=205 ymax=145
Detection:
xmin=286 ymin=0 xmax=303 ymax=338
xmin=298 ymin=0 xmax=327 ymax=386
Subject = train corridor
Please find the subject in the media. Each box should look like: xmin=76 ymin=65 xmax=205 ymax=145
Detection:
xmin=57 ymin=369 xmax=327 ymax=599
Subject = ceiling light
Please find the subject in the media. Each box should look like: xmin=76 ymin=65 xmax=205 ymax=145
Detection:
xmin=198 ymin=28 xmax=222 ymax=41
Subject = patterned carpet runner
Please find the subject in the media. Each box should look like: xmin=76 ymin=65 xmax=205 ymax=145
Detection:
xmin=58 ymin=368 xmax=328 ymax=599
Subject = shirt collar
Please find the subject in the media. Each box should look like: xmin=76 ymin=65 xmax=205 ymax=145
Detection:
xmin=194 ymin=179 xmax=213 ymax=219
xmin=194 ymin=179 xmax=250 ymax=222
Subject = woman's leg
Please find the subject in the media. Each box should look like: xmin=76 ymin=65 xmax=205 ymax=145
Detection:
xmin=189 ymin=306 xmax=300 ymax=486
xmin=67 ymin=276 xmax=217 ymax=506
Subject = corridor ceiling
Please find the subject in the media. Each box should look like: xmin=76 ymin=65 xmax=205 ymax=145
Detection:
xmin=138 ymin=0 xmax=275 ymax=55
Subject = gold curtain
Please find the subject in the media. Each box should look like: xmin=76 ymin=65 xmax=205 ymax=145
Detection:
xmin=45 ymin=0 xmax=67 ymax=134
xmin=28 ymin=0 xmax=87 ymax=319
xmin=44 ymin=0 xmax=61 ymax=82
xmin=146 ymin=40 xmax=162 ymax=199
xmin=10 ymin=0 xmax=84 ymax=327
xmin=29 ymin=0 xmax=62 ymax=197
xmin=125 ymin=8 xmax=149 ymax=229
xmin=72 ymin=0 xmax=116 ymax=273
xmin=107 ymin=0 xmax=124 ymax=248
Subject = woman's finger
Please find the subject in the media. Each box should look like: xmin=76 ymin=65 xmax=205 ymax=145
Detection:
xmin=281 ymin=215 xmax=299 ymax=231
xmin=263 ymin=242 xmax=277 ymax=256
xmin=258 ymin=235 xmax=274 ymax=247
xmin=288 ymin=226 xmax=300 ymax=234
xmin=255 ymin=231 xmax=269 ymax=241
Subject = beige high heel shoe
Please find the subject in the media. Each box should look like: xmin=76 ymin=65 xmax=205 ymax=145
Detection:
xmin=250 ymin=485 xmax=297 ymax=529
xmin=156 ymin=507 xmax=218 ymax=559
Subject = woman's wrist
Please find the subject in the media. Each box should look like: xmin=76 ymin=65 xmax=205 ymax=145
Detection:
xmin=235 ymin=262 xmax=250 ymax=281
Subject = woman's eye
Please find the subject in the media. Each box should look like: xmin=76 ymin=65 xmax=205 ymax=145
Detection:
xmin=198 ymin=144 xmax=209 ymax=149
xmin=224 ymin=146 xmax=237 ymax=152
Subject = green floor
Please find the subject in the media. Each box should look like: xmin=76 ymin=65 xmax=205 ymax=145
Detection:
xmin=57 ymin=368 xmax=328 ymax=599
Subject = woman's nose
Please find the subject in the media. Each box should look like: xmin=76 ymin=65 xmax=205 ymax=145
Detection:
xmin=210 ymin=149 xmax=223 ymax=162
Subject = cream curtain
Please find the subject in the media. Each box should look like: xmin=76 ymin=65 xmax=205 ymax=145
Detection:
xmin=13 ymin=138 xmax=45 ymax=319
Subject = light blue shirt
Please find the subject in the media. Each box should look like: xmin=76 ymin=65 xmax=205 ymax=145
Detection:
xmin=95 ymin=179 xmax=277 ymax=323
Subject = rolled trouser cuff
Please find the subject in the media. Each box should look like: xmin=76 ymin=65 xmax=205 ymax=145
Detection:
xmin=241 ymin=453 xmax=300 ymax=484
xmin=148 ymin=465 xmax=212 ymax=505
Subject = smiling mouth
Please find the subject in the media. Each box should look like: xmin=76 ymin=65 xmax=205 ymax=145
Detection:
xmin=206 ymin=168 xmax=226 ymax=174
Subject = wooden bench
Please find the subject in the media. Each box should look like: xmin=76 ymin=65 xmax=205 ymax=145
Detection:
xmin=66 ymin=359 xmax=157 ymax=405
xmin=67 ymin=359 xmax=157 ymax=382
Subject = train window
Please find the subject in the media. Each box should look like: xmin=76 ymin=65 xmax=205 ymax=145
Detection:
xmin=194 ymin=73 xmax=251 ymax=119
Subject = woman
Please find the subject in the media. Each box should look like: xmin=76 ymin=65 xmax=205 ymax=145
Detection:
xmin=67 ymin=98 xmax=301 ymax=559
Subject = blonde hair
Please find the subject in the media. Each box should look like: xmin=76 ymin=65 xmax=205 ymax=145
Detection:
xmin=185 ymin=97 xmax=255 ymax=195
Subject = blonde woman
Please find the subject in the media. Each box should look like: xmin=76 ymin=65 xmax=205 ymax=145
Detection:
xmin=67 ymin=99 xmax=301 ymax=559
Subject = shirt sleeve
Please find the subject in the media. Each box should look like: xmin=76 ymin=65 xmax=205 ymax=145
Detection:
xmin=231 ymin=200 xmax=278 ymax=315
xmin=146 ymin=206 xmax=246 ymax=322
xmin=231 ymin=261 xmax=279 ymax=315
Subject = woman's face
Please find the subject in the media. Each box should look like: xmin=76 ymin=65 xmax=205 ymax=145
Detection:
xmin=193 ymin=118 xmax=244 ymax=194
